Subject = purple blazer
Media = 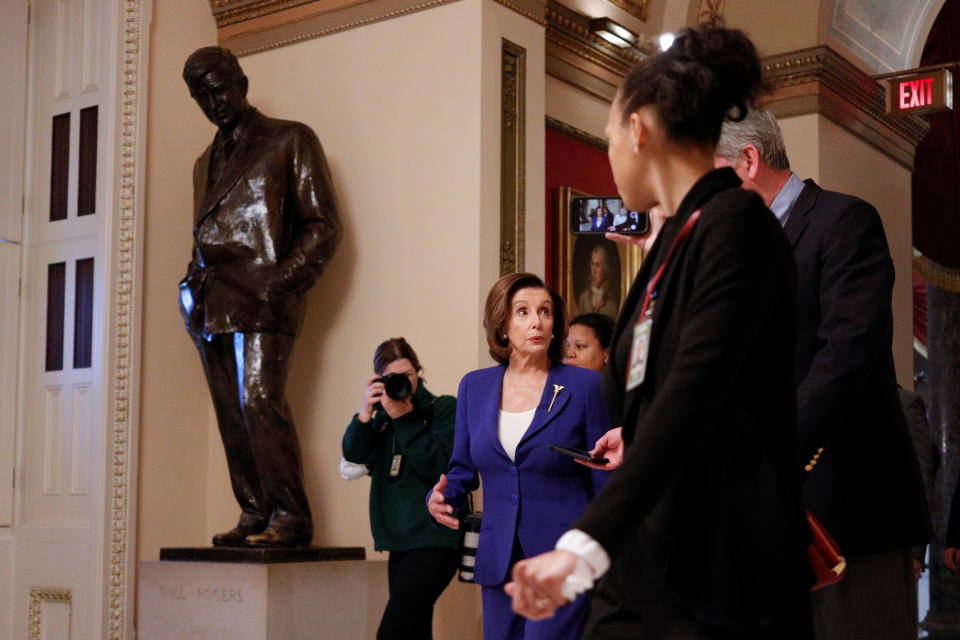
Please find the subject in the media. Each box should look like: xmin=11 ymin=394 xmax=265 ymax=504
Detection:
xmin=443 ymin=363 xmax=610 ymax=586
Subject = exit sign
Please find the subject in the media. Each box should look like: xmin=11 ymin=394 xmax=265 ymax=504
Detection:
xmin=886 ymin=68 xmax=953 ymax=115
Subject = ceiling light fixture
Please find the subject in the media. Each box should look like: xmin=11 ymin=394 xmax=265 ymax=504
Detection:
xmin=589 ymin=18 xmax=637 ymax=49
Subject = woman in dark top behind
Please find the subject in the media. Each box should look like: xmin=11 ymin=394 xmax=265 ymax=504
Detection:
xmin=506 ymin=22 xmax=814 ymax=639
xmin=563 ymin=313 xmax=615 ymax=373
xmin=342 ymin=338 xmax=459 ymax=640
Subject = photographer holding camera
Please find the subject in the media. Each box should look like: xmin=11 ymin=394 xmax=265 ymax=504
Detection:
xmin=342 ymin=338 xmax=460 ymax=640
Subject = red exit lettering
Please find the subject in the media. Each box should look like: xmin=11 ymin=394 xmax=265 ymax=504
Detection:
xmin=899 ymin=77 xmax=935 ymax=109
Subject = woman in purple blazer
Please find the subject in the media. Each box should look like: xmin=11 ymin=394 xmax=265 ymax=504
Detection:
xmin=428 ymin=272 xmax=610 ymax=639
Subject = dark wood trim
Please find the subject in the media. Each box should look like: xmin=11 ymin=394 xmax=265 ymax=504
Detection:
xmin=500 ymin=39 xmax=527 ymax=276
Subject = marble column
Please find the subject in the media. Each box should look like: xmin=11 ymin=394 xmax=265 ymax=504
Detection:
xmin=923 ymin=284 xmax=960 ymax=639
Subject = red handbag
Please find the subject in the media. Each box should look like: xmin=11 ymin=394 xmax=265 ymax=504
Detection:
xmin=805 ymin=448 xmax=846 ymax=591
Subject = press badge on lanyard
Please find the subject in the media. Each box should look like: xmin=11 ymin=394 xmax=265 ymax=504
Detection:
xmin=626 ymin=209 xmax=702 ymax=392
xmin=626 ymin=298 xmax=655 ymax=391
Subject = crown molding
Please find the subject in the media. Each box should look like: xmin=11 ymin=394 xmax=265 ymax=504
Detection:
xmin=546 ymin=115 xmax=607 ymax=150
xmin=544 ymin=0 xmax=650 ymax=103
xmin=761 ymin=45 xmax=930 ymax=169
xmin=212 ymin=0 xmax=546 ymax=55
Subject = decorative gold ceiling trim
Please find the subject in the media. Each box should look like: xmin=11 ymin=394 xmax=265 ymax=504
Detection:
xmin=547 ymin=1 xmax=648 ymax=65
xmin=218 ymin=0 xmax=458 ymax=56
xmin=698 ymin=0 xmax=725 ymax=22
xmin=214 ymin=0 xmax=545 ymax=54
xmin=762 ymin=46 xmax=929 ymax=169
xmin=210 ymin=0 xmax=319 ymax=27
xmin=501 ymin=40 xmax=527 ymax=276
xmin=546 ymin=115 xmax=607 ymax=150
xmin=915 ymin=252 xmax=960 ymax=293
xmin=492 ymin=0 xmax=546 ymax=25
xmin=603 ymin=0 xmax=649 ymax=22
xmin=544 ymin=0 xmax=649 ymax=102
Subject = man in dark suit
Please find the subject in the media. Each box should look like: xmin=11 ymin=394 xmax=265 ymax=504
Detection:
xmin=178 ymin=47 xmax=341 ymax=547
xmin=716 ymin=109 xmax=930 ymax=639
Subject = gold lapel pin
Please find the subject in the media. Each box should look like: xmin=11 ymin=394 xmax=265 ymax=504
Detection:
xmin=548 ymin=384 xmax=564 ymax=412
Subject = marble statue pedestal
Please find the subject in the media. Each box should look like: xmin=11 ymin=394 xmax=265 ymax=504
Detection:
xmin=138 ymin=547 xmax=366 ymax=640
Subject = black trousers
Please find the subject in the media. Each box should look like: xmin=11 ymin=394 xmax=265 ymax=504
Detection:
xmin=195 ymin=332 xmax=312 ymax=534
xmin=376 ymin=547 xmax=459 ymax=640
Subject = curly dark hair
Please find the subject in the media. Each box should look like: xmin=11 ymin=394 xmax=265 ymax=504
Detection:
xmin=617 ymin=22 xmax=767 ymax=148
xmin=570 ymin=313 xmax=616 ymax=350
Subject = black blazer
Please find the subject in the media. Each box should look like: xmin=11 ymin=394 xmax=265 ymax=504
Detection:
xmin=785 ymin=179 xmax=930 ymax=557
xmin=573 ymin=169 xmax=812 ymax=629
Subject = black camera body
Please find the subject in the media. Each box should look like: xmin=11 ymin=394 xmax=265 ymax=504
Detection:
xmin=375 ymin=373 xmax=413 ymax=401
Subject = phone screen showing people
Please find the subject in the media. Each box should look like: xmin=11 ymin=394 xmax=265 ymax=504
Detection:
xmin=570 ymin=196 xmax=649 ymax=235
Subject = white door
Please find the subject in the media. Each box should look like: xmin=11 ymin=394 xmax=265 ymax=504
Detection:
xmin=5 ymin=0 xmax=138 ymax=637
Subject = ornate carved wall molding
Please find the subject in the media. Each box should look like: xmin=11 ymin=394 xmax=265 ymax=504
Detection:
xmin=211 ymin=0 xmax=546 ymax=56
xmin=109 ymin=1 xmax=144 ymax=638
xmin=698 ymin=0 xmax=725 ymax=22
xmin=546 ymin=115 xmax=607 ymax=150
xmin=501 ymin=39 xmax=527 ymax=276
xmin=28 ymin=587 xmax=72 ymax=640
xmin=604 ymin=0 xmax=649 ymax=22
xmin=545 ymin=0 xmax=649 ymax=102
xmin=762 ymin=45 xmax=929 ymax=169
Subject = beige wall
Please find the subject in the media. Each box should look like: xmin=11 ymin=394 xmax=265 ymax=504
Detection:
xmin=137 ymin=0 xmax=218 ymax=562
xmin=545 ymin=75 xmax=611 ymax=138
xmin=723 ymin=0 xmax=822 ymax=56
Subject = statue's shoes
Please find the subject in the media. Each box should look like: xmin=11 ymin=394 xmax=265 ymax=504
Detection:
xmin=212 ymin=521 xmax=267 ymax=547
xmin=244 ymin=525 xmax=312 ymax=548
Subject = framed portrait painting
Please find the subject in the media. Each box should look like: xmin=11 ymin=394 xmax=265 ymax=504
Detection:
xmin=554 ymin=186 xmax=645 ymax=323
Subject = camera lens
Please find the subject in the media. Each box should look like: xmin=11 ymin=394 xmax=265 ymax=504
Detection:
xmin=381 ymin=373 xmax=412 ymax=401
xmin=458 ymin=512 xmax=483 ymax=583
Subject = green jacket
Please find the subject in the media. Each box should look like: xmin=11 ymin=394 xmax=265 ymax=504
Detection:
xmin=342 ymin=382 xmax=460 ymax=551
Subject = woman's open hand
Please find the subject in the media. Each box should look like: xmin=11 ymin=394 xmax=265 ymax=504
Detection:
xmin=427 ymin=474 xmax=460 ymax=530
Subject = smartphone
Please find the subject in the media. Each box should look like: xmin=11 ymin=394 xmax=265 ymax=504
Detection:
xmin=570 ymin=196 xmax=649 ymax=235
xmin=548 ymin=444 xmax=609 ymax=465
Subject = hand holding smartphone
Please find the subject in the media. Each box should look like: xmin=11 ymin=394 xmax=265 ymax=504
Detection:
xmin=548 ymin=444 xmax=609 ymax=465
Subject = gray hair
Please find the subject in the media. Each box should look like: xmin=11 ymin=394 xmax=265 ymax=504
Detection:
xmin=717 ymin=109 xmax=790 ymax=171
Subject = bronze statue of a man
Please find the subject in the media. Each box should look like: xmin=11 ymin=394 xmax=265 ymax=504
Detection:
xmin=178 ymin=46 xmax=341 ymax=547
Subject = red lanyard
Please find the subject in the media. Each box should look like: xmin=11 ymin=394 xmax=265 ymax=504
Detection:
xmin=636 ymin=209 xmax=702 ymax=321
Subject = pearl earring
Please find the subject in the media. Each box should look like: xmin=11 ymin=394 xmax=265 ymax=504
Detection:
xmin=633 ymin=144 xmax=639 ymax=153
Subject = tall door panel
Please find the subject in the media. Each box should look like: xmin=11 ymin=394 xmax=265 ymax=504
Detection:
xmin=13 ymin=0 xmax=112 ymax=638
xmin=0 ymin=0 xmax=29 ymax=528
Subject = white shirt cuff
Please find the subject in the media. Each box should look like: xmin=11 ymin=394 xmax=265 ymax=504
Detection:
xmin=555 ymin=529 xmax=610 ymax=600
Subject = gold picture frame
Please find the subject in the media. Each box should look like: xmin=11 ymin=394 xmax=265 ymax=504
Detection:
xmin=554 ymin=186 xmax=645 ymax=323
